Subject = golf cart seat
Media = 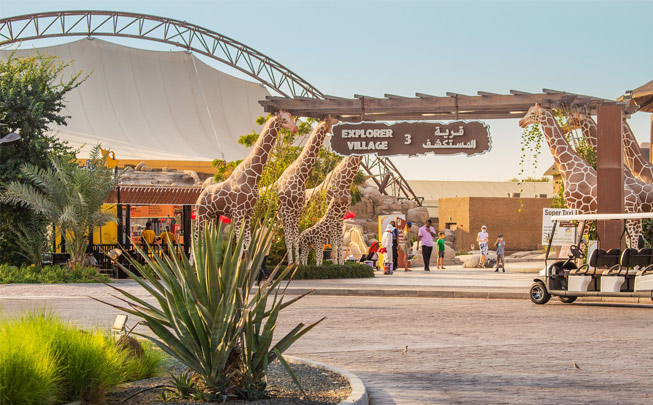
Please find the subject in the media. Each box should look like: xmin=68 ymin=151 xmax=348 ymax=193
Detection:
xmin=600 ymin=248 xmax=646 ymax=292
xmin=630 ymin=248 xmax=653 ymax=291
xmin=569 ymin=248 xmax=620 ymax=292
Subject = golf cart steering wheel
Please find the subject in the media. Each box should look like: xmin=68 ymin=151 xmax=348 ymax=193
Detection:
xmin=569 ymin=244 xmax=583 ymax=259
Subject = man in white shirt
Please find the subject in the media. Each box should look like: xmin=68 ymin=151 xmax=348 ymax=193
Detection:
xmin=477 ymin=225 xmax=489 ymax=268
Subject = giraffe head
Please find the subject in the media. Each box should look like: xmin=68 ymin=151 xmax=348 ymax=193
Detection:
xmin=326 ymin=115 xmax=339 ymax=128
xmin=519 ymin=103 xmax=549 ymax=128
xmin=565 ymin=112 xmax=583 ymax=132
xmin=277 ymin=110 xmax=298 ymax=134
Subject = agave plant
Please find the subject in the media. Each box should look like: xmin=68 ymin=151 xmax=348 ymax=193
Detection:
xmin=96 ymin=220 xmax=323 ymax=400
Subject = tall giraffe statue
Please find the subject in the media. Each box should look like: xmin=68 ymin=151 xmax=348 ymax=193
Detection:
xmin=566 ymin=113 xmax=648 ymax=244
xmin=298 ymin=156 xmax=363 ymax=265
xmin=276 ymin=117 xmax=338 ymax=264
xmin=622 ymin=119 xmax=653 ymax=183
xmin=325 ymin=156 xmax=363 ymax=265
xmin=519 ymin=105 xmax=642 ymax=246
xmin=194 ymin=111 xmax=298 ymax=246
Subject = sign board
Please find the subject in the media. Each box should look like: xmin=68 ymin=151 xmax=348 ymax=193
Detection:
xmin=330 ymin=121 xmax=491 ymax=157
xmin=542 ymin=208 xmax=578 ymax=246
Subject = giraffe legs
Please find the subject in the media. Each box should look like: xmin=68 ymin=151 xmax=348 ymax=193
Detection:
xmin=625 ymin=219 xmax=642 ymax=248
xmin=279 ymin=212 xmax=299 ymax=264
xmin=315 ymin=244 xmax=324 ymax=266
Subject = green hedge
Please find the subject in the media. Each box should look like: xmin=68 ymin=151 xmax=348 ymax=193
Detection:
xmin=283 ymin=262 xmax=375 ymax=280
xmin=0 ymin=264 xmax=110 ymax=284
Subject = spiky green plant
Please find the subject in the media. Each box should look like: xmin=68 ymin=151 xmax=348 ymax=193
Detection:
xmin=97 ymin=220 xmax=323 ymax=400
xmin=1 ymin=144 xmax=118 ymax=267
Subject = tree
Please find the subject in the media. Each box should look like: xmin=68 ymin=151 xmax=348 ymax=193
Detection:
xmin=2 ymin=145 xmax=118 ymax=268
xmin=0 ymin=52 xmax=84 ymax=265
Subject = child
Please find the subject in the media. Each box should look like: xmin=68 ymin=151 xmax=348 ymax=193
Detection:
xmin=436 ymin=231 xmax=446 ymax=270
xmin=495 ymin=234 xmax=506 ymax=272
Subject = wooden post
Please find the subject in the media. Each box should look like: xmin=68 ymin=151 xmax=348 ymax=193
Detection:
xmin=650 ymin=114 xmax=653 ymax=164
xmin=596 ymin=105 xmax=624 ymax=249
xmin=183 ymin=205 xmax=192 ymax=257
xmin=116 ymin=203 xmax=124 ymax=245
xmin=125 ymin=204 xmax=132 ymax=248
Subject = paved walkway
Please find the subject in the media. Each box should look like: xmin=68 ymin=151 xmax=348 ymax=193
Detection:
xmin=1 ymin=290 xmax=652 ymax=404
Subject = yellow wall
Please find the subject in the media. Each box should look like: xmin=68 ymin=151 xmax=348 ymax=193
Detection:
xmin=77 ymin=159 xmax=218 ymax=175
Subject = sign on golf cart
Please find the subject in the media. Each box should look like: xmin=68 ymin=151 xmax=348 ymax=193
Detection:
xmin=330 ymin=121 xmax=491 ymax=157
xmin=541 ymin=208 xmax=577 ymax=246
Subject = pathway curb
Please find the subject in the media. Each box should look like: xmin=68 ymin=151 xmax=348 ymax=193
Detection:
xmin=283 ymin=287 xmax=529 ymax=300
xmin=285 ymin=355 xmax=368 ymax=405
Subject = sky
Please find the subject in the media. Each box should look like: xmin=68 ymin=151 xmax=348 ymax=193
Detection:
xmin=2 ymin=0 xmax=653 ymax=181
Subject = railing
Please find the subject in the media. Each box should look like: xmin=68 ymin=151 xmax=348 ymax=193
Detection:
xmin=91 ymin=243 xmax=186 ymax=272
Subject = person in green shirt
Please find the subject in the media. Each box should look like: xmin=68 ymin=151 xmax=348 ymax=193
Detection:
xmin=436 ymin=231 xmax=446 ymax=270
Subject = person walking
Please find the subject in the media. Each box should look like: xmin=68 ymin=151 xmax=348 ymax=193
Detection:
xmin=477 ymin=225 xmax=489 ymax=268
xmin=417 ymin=219 xmax=436 ymax=271
xmin=495 ymin=234 xmax=506 ymax=272
xmin=436 ymin=231 xmax=446 ymax=269
xmin=400 ymin=222 xmax=414 ymax=271
xmin=381 ymin=224 xmax=395 ymax=274
xmin=390 ymin=220 xmax=399 ymax=270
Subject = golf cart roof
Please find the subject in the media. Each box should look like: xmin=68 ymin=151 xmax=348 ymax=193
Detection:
xmin=550 ymin=213 xmax=653 ymax=222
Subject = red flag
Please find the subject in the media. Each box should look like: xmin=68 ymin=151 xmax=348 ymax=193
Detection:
xmin=219 ymin=215 xmax=231 ymax=224
xmin=344 ymin=211 xmax=356 ymax=219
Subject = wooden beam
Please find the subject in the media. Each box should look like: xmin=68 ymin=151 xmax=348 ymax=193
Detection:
xmin=415 ymin=92 xmax=437 ymax=98
xmin=384 ymin=93 xmax=409 ymax=99
xmin=542 ymin=88 xmax=566 ymax=94
xmin=509 ymin=90 xmax=532 ymax=95
xmin=597 ymin=105 xmax=624 ymax=249
xmin=477 ymin=91 xmax=500 ymax=96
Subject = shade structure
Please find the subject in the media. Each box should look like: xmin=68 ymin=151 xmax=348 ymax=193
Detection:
xmin=0 ymin=38 xmax=270 ymax=161
xmin=619 ymin=80 xmax=653 ymax=113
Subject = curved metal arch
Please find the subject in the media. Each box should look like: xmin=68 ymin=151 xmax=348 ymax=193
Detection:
xmin=0 ymin=10 xmax=324 ymax=99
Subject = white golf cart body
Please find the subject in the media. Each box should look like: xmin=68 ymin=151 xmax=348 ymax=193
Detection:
xmin=529 ymin=212 xmax=653 ymax=304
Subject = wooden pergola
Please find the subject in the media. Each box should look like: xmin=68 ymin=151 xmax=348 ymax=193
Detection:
xmin=262 ymin=89 xmax=637 ymax=247
xmin=260 ymin=89 xmax=635 ymax=121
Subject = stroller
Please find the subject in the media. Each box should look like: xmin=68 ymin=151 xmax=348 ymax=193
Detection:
xmin=360 ymin=241 xmax=380 ymax=271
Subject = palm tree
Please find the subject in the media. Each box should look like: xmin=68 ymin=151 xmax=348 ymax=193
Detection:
xmin=1 ymin=145 xmax=118 ymax=268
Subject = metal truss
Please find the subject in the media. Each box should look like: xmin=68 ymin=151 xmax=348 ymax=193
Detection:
xmin=0 ymin=10 xmax=421 ymax=205
xmin=361 ymin=155 xmax=422 ymax=205
xmin=0 ymin=10 xmax=323 ymax=98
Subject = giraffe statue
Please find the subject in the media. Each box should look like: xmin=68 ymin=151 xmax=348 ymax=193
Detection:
xmin=298 ymin=197 xmax=346 ymax=266
xmin=276 ymin=117 xmax=338 ymax=264
xmin=325 ymin=156 xmax=363 ymax=265
xmin=519 ymin=104 xmax=642 ymax=247
xmin=566 ymin=113 xmax=650 ymax=245
xmin=194 ymin=111 xmax=298 ymax=247
xmin=298 ymin=156 xmax=363 ymax=265
xmin=622 ymin=119 xmax=653 ymax=184
xmin=567 ymin=112 xmax=653 ymax=212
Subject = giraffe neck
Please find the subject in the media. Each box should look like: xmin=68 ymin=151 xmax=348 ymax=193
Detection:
xmin=539 ymin=111 xmax=592 ymax=177
xmin=288 ymin=122 xmax=329 ymax=184
xmin=622 ymin=119 xmax=653 ymax=182
xmin=235 ymin=116 xmax=279 ymax=179
xmin=579 ymin=117 xmax=598 ymax=152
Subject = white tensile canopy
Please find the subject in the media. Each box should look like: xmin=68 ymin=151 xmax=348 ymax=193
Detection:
xmin=1 ymin=38 xmax=269 ymax=162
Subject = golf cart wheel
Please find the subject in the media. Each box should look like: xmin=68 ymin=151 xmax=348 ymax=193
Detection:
xmin=529 ymin=281 xmax=551 ymax=305
xmin=559 ymin=296 xmax=577 ymax=304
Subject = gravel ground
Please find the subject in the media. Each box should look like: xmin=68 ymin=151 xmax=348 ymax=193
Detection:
xmin=106 ymin=358 xmax=351 ymax=404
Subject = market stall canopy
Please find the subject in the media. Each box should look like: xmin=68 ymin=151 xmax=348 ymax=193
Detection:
xmin=619 ymin=80 xmax=653 ymax=113
xmin=0 ymin=38 xmax=269 ymax=161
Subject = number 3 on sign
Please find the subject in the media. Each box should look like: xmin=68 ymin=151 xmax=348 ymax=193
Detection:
xmin=404 ymin=134 xmax=412 ymax=144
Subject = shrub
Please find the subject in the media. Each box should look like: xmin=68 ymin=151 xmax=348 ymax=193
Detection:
xmin=285 ymin=262 xmax=375 ymax=280
xmin=98 ymin=221 xmax=323 ymax=401
xmin=0 ymin=310 xmax=164 ymax=404
xmin=0 ymin=264 xmax=109 ymax=284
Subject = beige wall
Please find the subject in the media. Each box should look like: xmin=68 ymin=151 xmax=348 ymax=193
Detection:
xmin=438 ymin=197 xmax=552 ymax=252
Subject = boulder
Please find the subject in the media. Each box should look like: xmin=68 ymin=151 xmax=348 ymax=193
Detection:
xmin=135 ymin=161 xmax=147 ymax=171
xmin=202 ymin=176 xmax=216 ymax=187
xmin=407 ymin=207 xmax=430 ymax=225
xmin=183 ymin=170 xmax=201 ymax=185
xmin=462 ymin=253 xmax=496 ymax=268
xmin=411 ymin=244 xmax=458 ymax=267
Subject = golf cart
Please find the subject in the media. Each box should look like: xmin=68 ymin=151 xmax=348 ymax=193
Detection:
xmin=530 ymin=212 xmax=653 ymax=304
